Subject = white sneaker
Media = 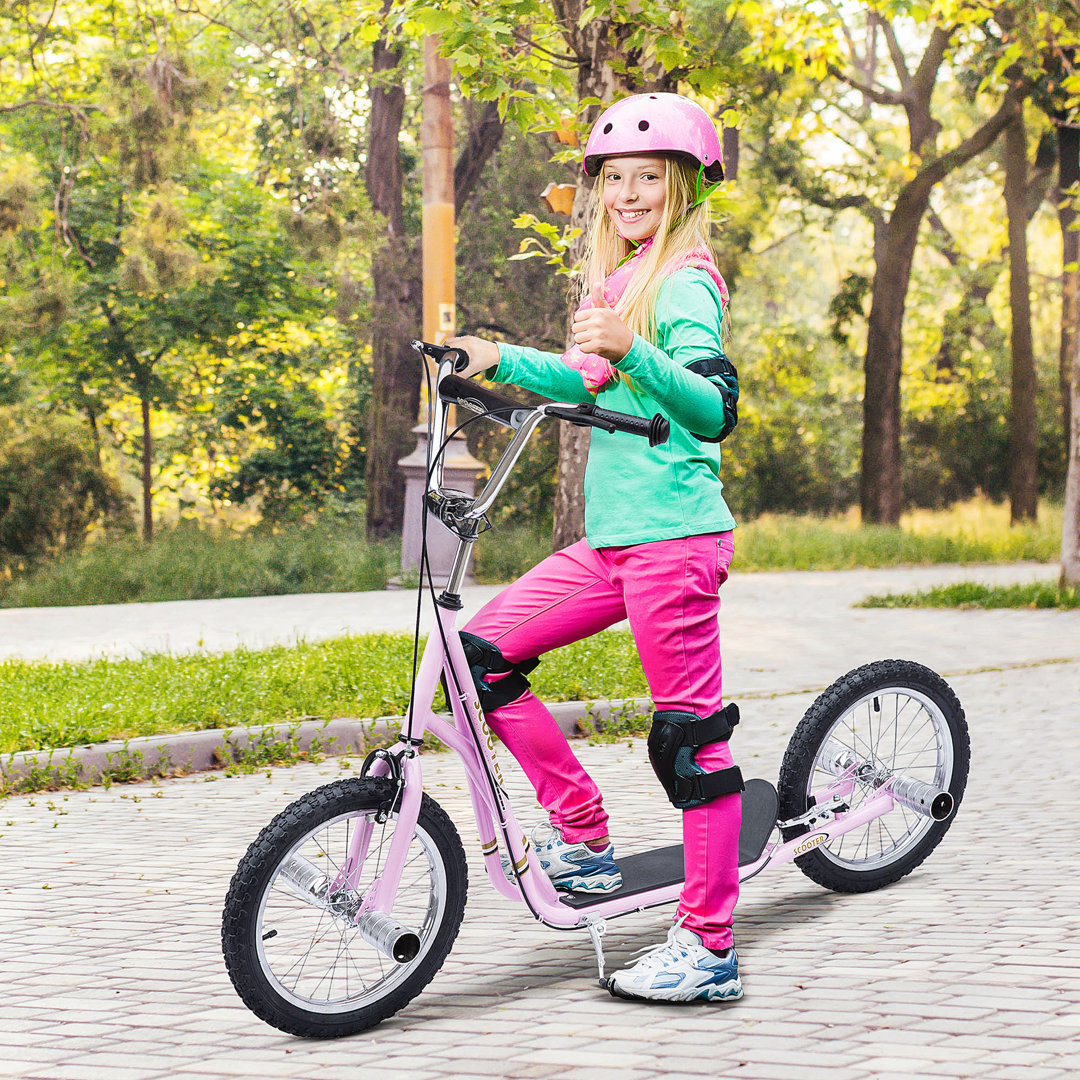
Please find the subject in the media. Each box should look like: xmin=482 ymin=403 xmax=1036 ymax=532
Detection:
xmin=607 ymin=925 xmax=743 ymax=1002
xmin=533 ymin=824 xmax=623 ymax=894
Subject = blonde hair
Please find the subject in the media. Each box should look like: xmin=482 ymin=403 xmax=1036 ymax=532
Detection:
xmin=577 ymin=155 xmax=716 ymax=345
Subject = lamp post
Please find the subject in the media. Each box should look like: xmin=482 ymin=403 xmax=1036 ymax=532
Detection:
xmin=397 ymin=37 xmax=483 ymax=587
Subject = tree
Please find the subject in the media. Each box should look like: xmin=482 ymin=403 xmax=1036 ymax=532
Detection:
xmin=1054 ymin=120 xmax=1078 ymax=452
xmin=1003 ymin=103 xmax=1039 ymax=523
xmin=746 ymin=1 xmax=1031 ymax=523
xmin=1054 ymin=12 xmax=1080 ymax=585
xmin=338 ymin=3 xmax=509 ymax=538
xmin=547 ymin=1 xmax=676 ymax=549
xmin=0 ymin=3 xmax=352 ymax=539
xmin=1064 ymin=333 xmax=1080 ymax=584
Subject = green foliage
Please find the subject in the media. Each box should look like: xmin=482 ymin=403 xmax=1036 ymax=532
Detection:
xmin=722 ymin=323 xmax=861 ymax=517
xmin=0 ymin=2 xmax=370 ymax=534
xmin=0 ymin=518 xmax=393 ymax=607
xmin=828 ymin=273 xmax=872 ymax=347
xmin=859 ymin=580 xmax=1080 ymax=610
xmin=509 ymin=214 xmax=582 ymax=275
xmin=0 ymin=417 xmax=132 ymax=568
xmin=210 ymin=354 xmax=346 ymax=523
xmin=0 ymin=0 xmax=1073 ymax=561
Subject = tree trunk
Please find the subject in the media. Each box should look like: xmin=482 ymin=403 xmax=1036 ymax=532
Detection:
xmin=140 ymin=387 xmax=153 ymax=542
xmin=549 ymin=4 xmax=668 ymax=549
xmin=859 ymin=82 xmax=1026 ymax=524
xmin=362 ymin=42 xmax=505 ymax=539
xmin=362 ymin=35 xmax=418 ymax=539
xmin=551 ymin=114 xmax=599 ymax=551
xmin=83 ymin=399 xmax=103 ymax=469
xmin=365 ymin=240 xmax=424 ymax=539
xmin=860 ymin=184 xmax=931 ymax=524
xmin=455 ymin=101 xmax=505 ymax=216
xmin=1063 ymin=333 xmax=1080 ymax=585
xmin=1005 ymin=106 xmax=1038 ymax=523
xmin=552 ymin=425 xmax=590 ymax=551
xmin=1057 ymin=124 xmax=1079 ymax=458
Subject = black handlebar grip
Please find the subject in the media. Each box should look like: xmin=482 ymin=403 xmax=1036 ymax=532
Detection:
xmin=410 ymin=340 xmax=469 ymax=372
xmin=590 ymin=407 xmax=670 ymax=447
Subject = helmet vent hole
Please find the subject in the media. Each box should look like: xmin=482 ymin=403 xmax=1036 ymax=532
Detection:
xmin=638 ymin=120 xmax=650 ymax=131
xmin=603 ymin=123 xmax=613 ymax=134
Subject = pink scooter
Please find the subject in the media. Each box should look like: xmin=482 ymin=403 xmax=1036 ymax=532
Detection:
xmin=222 ymin=342 xmax=969 ymax=1037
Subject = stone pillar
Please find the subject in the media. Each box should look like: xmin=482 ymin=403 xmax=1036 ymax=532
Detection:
xmin=397 ymin=423 xmax=486 ymax=587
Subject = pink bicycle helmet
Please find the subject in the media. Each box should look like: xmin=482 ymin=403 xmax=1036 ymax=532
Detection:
xmin=583 ymin=93 xmax=724 ymax=182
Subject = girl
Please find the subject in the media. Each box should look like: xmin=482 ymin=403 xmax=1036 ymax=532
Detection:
xmin=447 ymin=93 xmax=743 ymax=1003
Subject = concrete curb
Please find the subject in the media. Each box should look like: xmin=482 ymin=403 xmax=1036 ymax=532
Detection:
xmin=0 ymin=697 xmax=653 ymax=794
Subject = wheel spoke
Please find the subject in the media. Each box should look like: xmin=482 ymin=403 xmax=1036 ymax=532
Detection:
xmin=254 ymin=808 xmax=443 ymax=1012
xmin=808 ymin=681 xmax=957 ymax=871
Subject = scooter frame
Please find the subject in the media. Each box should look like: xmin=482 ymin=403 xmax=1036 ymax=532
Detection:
xmin=342 ymin=345 xmax=953 ymax=974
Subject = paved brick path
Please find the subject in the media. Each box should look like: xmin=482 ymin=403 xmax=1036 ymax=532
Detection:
xmin=1 ymin=565 xmax=1078 ymax=1078
xmin=3 ymin=662 xmax=1079 ymax=1078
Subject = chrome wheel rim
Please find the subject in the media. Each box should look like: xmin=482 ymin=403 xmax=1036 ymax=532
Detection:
xmin=254 ymin=810 xmax=447 ymax=1014
xmin=808 ymin=686 xmax=954 ymax=872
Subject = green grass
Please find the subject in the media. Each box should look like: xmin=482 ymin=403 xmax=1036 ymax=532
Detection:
xmin=0 ymin=498 xmax=1063 ymax=608
xmin=733 ymin=500 xmax=1062 ymax=571
xmin=0 ymin=520 xmax=396 ymax=607
xmin=472 ymin=524 xmax=553 ymax=585
xmin=0 ymin=630 xmax=651 ymax=755
xmin=859 ymin=580 xmax=1080 ymax=611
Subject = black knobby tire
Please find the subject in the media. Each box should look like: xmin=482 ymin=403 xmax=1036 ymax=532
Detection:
xmin=777 ymin=659 xmax=969 ymax=894
xmin=221 ymin=777 xmax=468 ymax=1038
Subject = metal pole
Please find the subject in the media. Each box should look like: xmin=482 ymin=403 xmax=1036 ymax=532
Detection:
xmin=422 ymin=37 xmax=455 ymax=345
xmin=396 ymin=38 xmax=483 ymax=587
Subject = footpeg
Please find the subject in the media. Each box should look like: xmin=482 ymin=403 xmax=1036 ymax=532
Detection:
xmin=354 ymin=911 xmax=421 ymax=963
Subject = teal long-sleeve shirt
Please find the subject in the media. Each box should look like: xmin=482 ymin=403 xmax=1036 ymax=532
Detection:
xmin=492 ymin=266 xmax=738 ymax=548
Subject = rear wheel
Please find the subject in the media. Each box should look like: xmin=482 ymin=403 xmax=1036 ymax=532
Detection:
xmin=221 ymin=777 xmax=467 ymax=1037
xmin=777 ymin=660 xmax=969 ymax=893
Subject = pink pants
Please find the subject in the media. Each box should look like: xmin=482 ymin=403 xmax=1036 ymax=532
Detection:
xmin=465 ymin=532 xmax=740 ymax=950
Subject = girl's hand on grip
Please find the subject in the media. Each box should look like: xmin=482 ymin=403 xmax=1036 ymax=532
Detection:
xmin=571 ymin=283 xmax=634 ymax=362
xmin=444 ymin=335 xmax=500 ymax=378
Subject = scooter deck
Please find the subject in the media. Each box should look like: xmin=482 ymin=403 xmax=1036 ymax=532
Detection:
xmin=559 ymin=778 xmax=778 ymax=910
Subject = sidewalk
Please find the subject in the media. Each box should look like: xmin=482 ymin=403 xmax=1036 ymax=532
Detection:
xmin=1 ymin=564 xmax=1078 ymax=1079
xmin=0 ymin=561 xmax=1066 ymax=687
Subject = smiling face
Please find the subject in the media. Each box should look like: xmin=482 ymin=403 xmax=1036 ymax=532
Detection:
xmin=601 ymin=155 xmax=668 ymax=243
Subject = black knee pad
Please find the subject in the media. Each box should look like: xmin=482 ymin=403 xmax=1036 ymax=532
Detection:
xmin=647 ymin=704 xmax=744 ymax=810
xmin=459 ymin=632 xmax=539 ymax=713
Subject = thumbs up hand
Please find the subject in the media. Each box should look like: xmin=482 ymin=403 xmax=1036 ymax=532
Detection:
xmin=571 ymin=283 xmax=634 ymax=362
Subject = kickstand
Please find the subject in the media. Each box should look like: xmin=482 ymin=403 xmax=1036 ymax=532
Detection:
xmin=586 ymin=918 xmax=609 ymax=988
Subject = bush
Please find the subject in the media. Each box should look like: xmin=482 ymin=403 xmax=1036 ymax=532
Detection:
xmin=0 ymin=418 xmax=131 ymax=569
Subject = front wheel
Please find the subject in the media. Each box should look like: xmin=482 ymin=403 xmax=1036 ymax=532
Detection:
xmin=777 ymin=659 xmax=969 ymax=893
xmin=222 ymin=777 xmax=468 ymax=1038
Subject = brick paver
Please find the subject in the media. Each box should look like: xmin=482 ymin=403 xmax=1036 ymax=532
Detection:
xmin=2 ymin=568 xmax=1079 ymax=1078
